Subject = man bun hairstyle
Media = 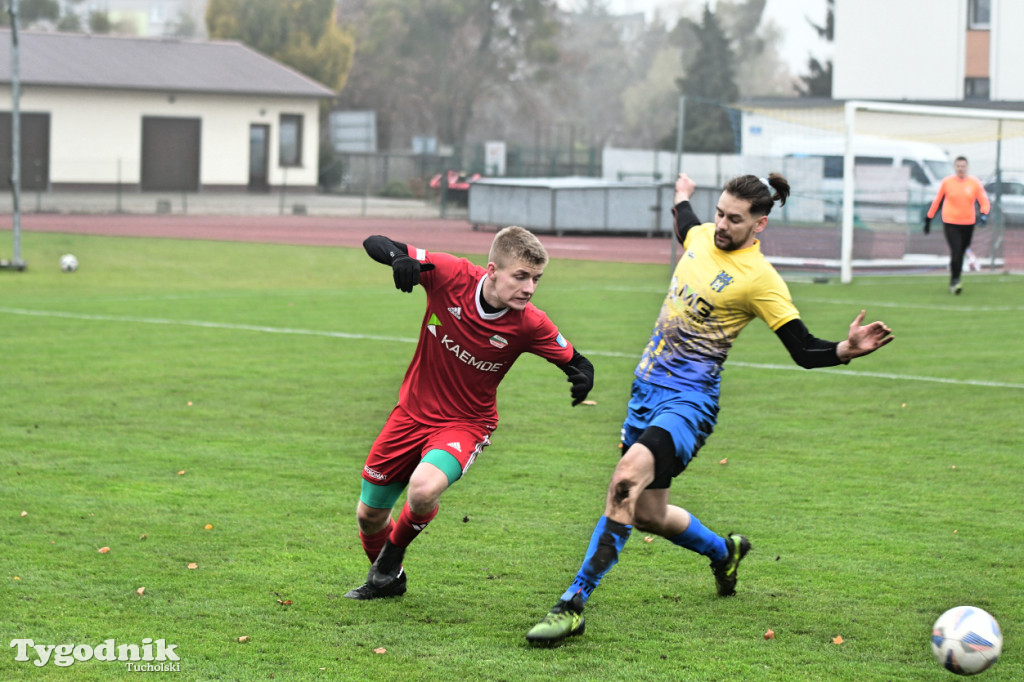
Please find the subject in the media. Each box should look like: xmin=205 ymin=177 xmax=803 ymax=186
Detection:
xmin=724 ymin=173 xmax=791 ymax=217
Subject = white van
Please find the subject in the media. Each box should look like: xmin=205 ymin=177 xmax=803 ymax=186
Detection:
xmin=780 ymin=136 xmax=949 ymax=187
xmin=773 ymin=135 xmax=952 ymax=221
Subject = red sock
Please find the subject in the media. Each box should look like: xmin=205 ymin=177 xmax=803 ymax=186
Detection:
xmin=389 ymin=501 xmax=438 ymax=548
xmin=359 ymin=519 xmax=393 ymax=564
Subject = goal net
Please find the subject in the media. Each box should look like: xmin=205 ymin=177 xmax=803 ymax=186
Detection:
xmin=737 ymin=100 xmax=1024 ymax=282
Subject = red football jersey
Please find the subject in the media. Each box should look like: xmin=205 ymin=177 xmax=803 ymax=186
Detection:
xmin=396 ymin=247 xmax=575 ymax=430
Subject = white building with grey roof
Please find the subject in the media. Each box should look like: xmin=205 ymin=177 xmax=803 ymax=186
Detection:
xmin=0 ymin=30 xmax=335 ymax=194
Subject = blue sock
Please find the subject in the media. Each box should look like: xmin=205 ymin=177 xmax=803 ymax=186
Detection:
xmin=560 ymin=516 xmax=631 ymax=604
xmin=668 ymin=515 xmax=726 ymax=562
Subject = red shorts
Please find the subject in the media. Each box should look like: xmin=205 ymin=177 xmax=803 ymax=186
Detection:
xmin=362 ymin=405 xmax=493 ymax=486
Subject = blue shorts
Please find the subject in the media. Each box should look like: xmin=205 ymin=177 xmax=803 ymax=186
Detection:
xmin=619 ymin=377 xmax=719 ymax=476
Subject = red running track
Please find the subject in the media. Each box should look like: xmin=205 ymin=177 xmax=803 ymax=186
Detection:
xmin=4 ymin=214 xmax=679 ymax=266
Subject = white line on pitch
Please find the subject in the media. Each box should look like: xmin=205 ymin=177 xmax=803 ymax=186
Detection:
xmin=796 ymin=298 xmax=1024 ymax=312
xmin=0 ymin=307 xmax=412 ymax=344
xmin=2 ymin=307 xmax=1022 ymax=390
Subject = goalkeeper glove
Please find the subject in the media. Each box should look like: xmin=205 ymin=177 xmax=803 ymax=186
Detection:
xmin=392 ymin=256 xmax=435 ymax=292
xmin=979 ymin=213 xmax=988 ymax=226
xmin=923 ymin=216 xmax=931 ymax=235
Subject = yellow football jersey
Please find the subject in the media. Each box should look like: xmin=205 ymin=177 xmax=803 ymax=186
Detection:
xmin=635 ymin=223 xmax=800 ymax=393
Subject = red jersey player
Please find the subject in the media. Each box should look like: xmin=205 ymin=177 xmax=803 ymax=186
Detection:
xmin=345 ymin=226 xmax=595 ymax=599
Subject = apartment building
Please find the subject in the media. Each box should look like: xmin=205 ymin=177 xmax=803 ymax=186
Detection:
xmin=833 ymin=0 xmax=1024 ymax=101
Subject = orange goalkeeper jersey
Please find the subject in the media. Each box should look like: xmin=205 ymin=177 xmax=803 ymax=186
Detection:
xmin=927 ymin=175 xmax=990 ymax=226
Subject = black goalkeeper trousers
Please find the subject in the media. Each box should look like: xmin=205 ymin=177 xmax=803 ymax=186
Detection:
xmin=943 ymin=222 xmax=975 ymax=284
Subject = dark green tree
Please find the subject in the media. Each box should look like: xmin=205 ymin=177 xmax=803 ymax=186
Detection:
xmin=667 ymin=3 xmax=740 ymax=153
xmin=88 ymin=10 xmax=111 ymax=34
xmin=206 ymin=0 xmax=354 ymax=91
xmin=56 ymin=12 xmax=82 ymax=31
xmin=17 ymin=0 xmax=59 ymax=25
xmin=337 ymin=0 xmax=559 ymax=150
xmin=546 ymin=1 xmax=634 ymax=147
xmin=797 ymin=57 xmax=832 ymax=97
xmin=716 ymin=0 xmax=791 ymax=96
xmin=167 ymin=9 xmax=199 ymax=38
xmin=798 ymin=0 xmax=833 ymax=97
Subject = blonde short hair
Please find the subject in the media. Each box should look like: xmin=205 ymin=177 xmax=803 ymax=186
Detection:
xmin=488 ymin=226 xmax=548 ymax=269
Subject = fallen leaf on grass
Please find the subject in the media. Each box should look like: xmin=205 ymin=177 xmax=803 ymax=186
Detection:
xmin=373 ymin=648 xmax=386 ymax=655
xmin=643 ymin=536 xmax=653 ymax=543
xmin=581 ymin=400 xmax=597 ymax=406
xmin=276 ymin=599 xmax=293 ymax=606
xmin=764 ymin=629 xmax=775 ymax=640
xmin=136 ymin=587 xmax=145 ymax=596
xmin=187 ymin=563 xmax=198 ymax=570
xmin=204 ymin=524 xmax=213 ymax=530
xmin=98 ymin=547 xmax=110 ymax=554
xmin=177 ymin=470 xmax=186 ymax=476
xmin=139 ymin=534 xmax=148 ymax=540
xmin=20 ymin=511 xmax=28 ymax=517
xmin=237 ymin=636 xmax=250 ymax=643
xmin=832 ymin=636 xmax=844 ymax=645
xmin=13 ymin=576 xmax=20 ymax=580
xmin=719 ymin=458 xmax=728 ymax=465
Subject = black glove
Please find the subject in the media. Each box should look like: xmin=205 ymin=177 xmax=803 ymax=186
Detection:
xmin=923 ymin=216 xmax=931 ymax=235
xmin=979 ymin=213 xmax=988 ymax=226
xmin=559 ymin=352 xmax=594 ymax=406
xmin=391 ymin=256 xmax=435 ymax=292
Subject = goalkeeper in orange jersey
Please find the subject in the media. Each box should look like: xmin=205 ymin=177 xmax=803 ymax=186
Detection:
xmin=925 ymin=156 xmax=990 ymax=295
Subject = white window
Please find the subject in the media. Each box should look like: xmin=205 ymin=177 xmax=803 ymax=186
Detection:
xmin=968 ymin=0 xmax=990 ymax=29
xmin=279 ymin=114 xmax=304 ymax=167
xmin=965 ymin=77 xmax=990 ymax=100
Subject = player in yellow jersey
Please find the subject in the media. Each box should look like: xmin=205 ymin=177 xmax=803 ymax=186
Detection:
xmin=526 ymin=172 xmax=894 ymax=646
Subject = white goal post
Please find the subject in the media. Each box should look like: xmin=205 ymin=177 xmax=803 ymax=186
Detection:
xmin=840 ymin=100 xmax=1024 ymax=283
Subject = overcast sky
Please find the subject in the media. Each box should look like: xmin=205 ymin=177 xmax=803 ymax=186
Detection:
xmin=560 ymin=0 xmax=830 ymax=73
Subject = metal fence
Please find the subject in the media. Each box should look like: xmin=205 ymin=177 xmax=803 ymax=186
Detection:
xmin=321 ymin=143 xmax=603 ymax=197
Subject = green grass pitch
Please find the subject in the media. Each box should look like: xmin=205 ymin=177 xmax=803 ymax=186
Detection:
xmin=1 ymin=231 xmax=1021 ymax=680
